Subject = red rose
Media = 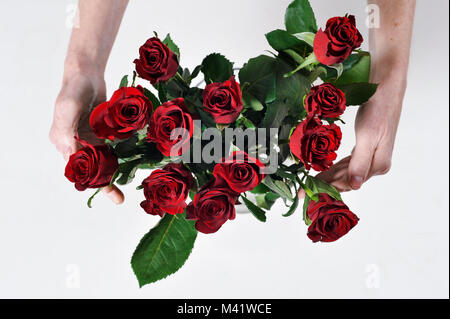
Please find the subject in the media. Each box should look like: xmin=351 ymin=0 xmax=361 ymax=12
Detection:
xmin=313 ymin=15 xmax=363 ymax=65
xmin=134 ymin=37 xmax=179 ymax=84
xmin=213 ymin=151 xmax=265 ymax=193
xmin=305 ymin=83 xmax=346 ymax=118
xmin=289 ymin=116 xmax=342 ymax=171
xmin=186 ymin=181 xmax=237 ymax=234
xmin=140 ymin=163 xmax=193 ymax=217
xmin=65 ymin=139 xmax=118 ymax=191
xmin=307 ymin=194 xmax=359 ymax=243
xmin=147 ymin=98 xmax=193 ymax=157
xmin=90 ymin=86 xmax=152 ymax=140
xmin=203 ymin=76 xmax=243 ymax=124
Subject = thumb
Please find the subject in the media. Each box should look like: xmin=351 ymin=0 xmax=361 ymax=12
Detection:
xmin=347 ymin=138 xmax=375 ymax=190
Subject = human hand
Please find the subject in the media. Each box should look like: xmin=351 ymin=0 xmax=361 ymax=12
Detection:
xmin=49 ymin=70 xmax=124 ymax=204
xmin=299 ymin=78 xmax=406 ymax=197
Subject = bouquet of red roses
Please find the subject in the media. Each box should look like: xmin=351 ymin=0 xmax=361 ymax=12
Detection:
xmin=65 ymin=0 xmax=377 ymax=287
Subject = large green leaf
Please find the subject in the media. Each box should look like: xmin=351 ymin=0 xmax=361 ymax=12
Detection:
xmin=263 ymin=176 xmax=294 ymax=201
xmin=285 ymin=0 xmax=317 ymax=34
xmin=306 ymin=175 xmax=342 ymax=201
xmin=162 ymin=33 xmax=180 ymax=57
xmin=337 ymin=82 xmax=378 ymax=106
xmin=265 ymin=29 xmax=309 ymax=52
xmin=334 ymin=53 xmax=371 ymax=86
xmin=239 ymin=55 xmax=277 ymax=104
xmin=241 ymin=196 xmax=267 ymax=222
xmin=131 ymin=213 xmax=197 ymax=287
xmin=201 ymin=53 xmax=234 ymax=83
xmin=264 ymin=58 xmax=310 ymax=128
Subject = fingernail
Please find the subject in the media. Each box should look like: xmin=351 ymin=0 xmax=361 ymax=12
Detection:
xmin=110 ymin=192 xmax=124 ymax=205
xmin=298 ymin=189 xmax=306 ymax=199
xmin=350 ymin=176 xmax=363 ymax=190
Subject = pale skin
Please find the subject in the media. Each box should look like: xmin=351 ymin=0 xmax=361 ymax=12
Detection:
xmin=50 ymin=0 xmax=416 ymax=204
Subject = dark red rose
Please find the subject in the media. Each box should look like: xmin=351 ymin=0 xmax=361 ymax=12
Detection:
xmin=90 ymin=86 xmax=152 ymax=140
xmin=186 ymin=181 xmax=237 ymax=234
xmin=307 ymin=194 xmax=359 ymax=243
xmin=213 ymin=151 xmax=265 ymax=193
xmin=313 ymin=15 xmax=363 ymax=65
xmin=289 ymin=116 xmax=342 ymax=171
xmin=147 ymin=98 xmax=193 ymax=157
xmin=65 ymin=139 xmax=118 ymax=191
xmin=203 ymin=76 xmax=243 ymax=124
xmin=305 ymin=83 xmax=346 ymax=118
xmin=140 ymin=163 xmax=193 ymax=217
xmin=134 ymin=37 xmax=179 ymax=84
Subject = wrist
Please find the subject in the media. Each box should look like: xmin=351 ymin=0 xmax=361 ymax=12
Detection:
xmin=63 ymin=53 xmax=105 ymax=82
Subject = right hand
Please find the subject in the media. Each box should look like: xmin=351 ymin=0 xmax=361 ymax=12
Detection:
xmin=49 ymin=71 xmax=124 ymax=204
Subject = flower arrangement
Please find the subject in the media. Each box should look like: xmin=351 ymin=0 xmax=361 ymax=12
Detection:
xmin=65 ymin=0 xmax=377 ymax=287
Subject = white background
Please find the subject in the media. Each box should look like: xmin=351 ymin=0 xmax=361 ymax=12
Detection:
xmin=0 ymin=0 xmax=448 ymax=298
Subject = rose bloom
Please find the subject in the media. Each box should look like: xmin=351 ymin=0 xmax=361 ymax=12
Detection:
xmin=65 ymin=139 xmax=118 ymax=191
xmin=307 ymin=194 xmax=359 ymax=243
xmin=313 ymin=15 xmax=363 ymax=65
xmin=140 ymin=163 xmax=193 ymax=217
xmin=203 ymin=76 xmax=243 ymax=124
xmin=186 ymin=180 xmax=237 ymax=234
xmin=305 ymin=83 xmax=346 ymax=118
xmin=134 ymin=37 xmax=179 ymax=84
xmin=213 ymin=151 xmax=265 ymax=193
xmin=90 ymin=86 xmax=152 ymax=140
xmin=289 ymin=116 xmax=342 ymax=171
xmin=147 ymin=98 xmax=193 ymax=157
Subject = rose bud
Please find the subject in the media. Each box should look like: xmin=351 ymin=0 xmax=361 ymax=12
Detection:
xmin=134 ymin=37 xmax=179 ymax=84
xmin=65 ymin=139 xmax=118 ymax=191
xmin=289 ymin=116 xmax=342 ymax=172
xmin=140 ymin=163 xmax=194 ymax=217
xmin=313 ymin=15 xmax=363 ymax=65
xmin=186 ymin=181 xmax=237 ymax=234
xmin=203 ymin=76 xmax=243 ymax=124
xmin=305 ymin=83 xmax=346 ymax=118
xmin=147 ymin=98 xmax=194 ymax=157
xmin=89 ymin=86 xmax=152 ymax=140
xmin=213 ymin=151 xmax=265 ymax=193
xmin=306 ymin=194 xmax=359 ymax=243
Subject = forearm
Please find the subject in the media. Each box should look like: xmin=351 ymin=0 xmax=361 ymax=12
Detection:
xmin=64 ymin=0 xmax=128 ymax=78
xmin=368 ymin=0 xmax=415 ymax=98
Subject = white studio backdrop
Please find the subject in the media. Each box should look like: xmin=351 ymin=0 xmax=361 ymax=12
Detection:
xmin=0 ymin=0 xmax=448 ymax=298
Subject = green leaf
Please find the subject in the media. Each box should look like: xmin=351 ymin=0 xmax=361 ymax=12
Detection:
xmin=302 ymin=196 xmax=312 ymax=225
xmin=285 ymin=0 xmax=317 ymax=34
xmin=283 ymin=192 xmax=299 ymax=217
xmin=116 ymin=159 xmax=142 ymax=185
xmin=264 ymin=58 xmax=310 ymax=128
xmin=263 ymin=176 xmax=294 ymax=201
xmin=162 ymin=33 xmax=180 ymax=57
xmin=241 ymin=196 xmax=267 ymax=222
xmin=255 ymin=192 xmax=279 ymax=210
xmin=243 ymin=92 xmax=264 ymax=111
xmin=143 ymin=87 xmax=161 ymax=109
xmin=113 ymin=135 xmax=139 ymax=158
xmin=321 ymin=52 xmax=367 ymax=82
xmin=334 ymin=53 xmax=371 ymax=86
xmin=201 ymin=53 xmax=234 ymax=83
xmin=265 ymin=29 xmax=308 ymax=51
xmin=250 ymin=183 xmax=272 ymax=194
xmin=239 ymin=55 xmax=277 ymax=105
xmin=337 ymin=82 xmax=378 ymax=106
xmin=119 ymin=75 xmax=128 ymax=88
xmin=293 ymin=32 xmax=315 ymax=47
xmin=131 ymin=213 xmax=197 ymax=287
xmin=87 ymin=188 xmax=102 ymax=208
xmin=284 ymin=51 xmax=318 ymax=77
xmin=307 ymin=175 xmax=342 ymax=201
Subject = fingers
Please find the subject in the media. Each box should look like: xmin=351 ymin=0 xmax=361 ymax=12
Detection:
xmin=49 ymin=125 xmax=80 ymax=160
xmin=347 ymin=136 xmax=376 ymax=190
xmin=102 ymin=185 xmax=125 ymax=205
xmin=368 ymin=144 xmax=392 ymax=179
